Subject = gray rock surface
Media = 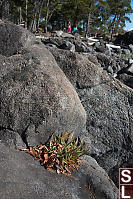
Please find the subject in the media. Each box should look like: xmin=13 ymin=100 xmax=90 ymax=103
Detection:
xmin=42 ymin=36 xmax=63 ymax=47
xmin=94 ymin=41 xmax=107 ymax=53
xmin=0 ymin=21 xmax=37 ymax=56
xmin=128 ymin=58 xmax=133 ymax=65
xmin=42 ymin=34 xmax=133 ymax=89
xmin=43 ymin=36 xmax=93 ymax=53
xmin=0 ymin=21 xmax=86 ymax=148
xmin=122 ymin=48 xmax=131 ymax=55
xmin=54 ymin=30 xmax=63 ymax=37
xmin=48 ymin=47 xmax=111 ymax=89
xmin=74 ymin=40 xmax=92 ymax=53
xmin=126 ymin=63 xmax=133 ymax=74
xmin=0 ymin=20 xmax=119 ymax=199
xmin=0 ymin=143 xmax=118 ymax=199
xmin=0 ymin=20 xmax=131 ymax=197
xmin=96 ymin=53 xmax=121 ymax=74
xmin=129 ymin=44 xmax=133 ymax=52
xmin=61 ymin=32 xmax=75 ymax=38
xmin=117 ymin=73 xmax=133 ymax=89
xmin=81 ymin=156 xmax=119 ymax=199
xmin=49 ymin=48 xmax=133 ymax=185
xmin=114 ymin=30 xmax=133 ymax=45
xmin=60 ymin=40 xmax=75 ymax=52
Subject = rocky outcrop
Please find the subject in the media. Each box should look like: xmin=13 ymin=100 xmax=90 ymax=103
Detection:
xmin=48 ymin=48 xmax=133 ymax=186
xmin=0 ymin=21 xmax=119 ymax=198
xmin=42 ymin=34 xmax=133 ymax=92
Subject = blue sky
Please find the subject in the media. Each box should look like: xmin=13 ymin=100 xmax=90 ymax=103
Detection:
xmin=125 ymin=0 xmax=133 ymax=31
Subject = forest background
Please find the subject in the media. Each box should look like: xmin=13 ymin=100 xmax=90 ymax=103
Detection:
xmin=0 ymin=0 xmax=133 ymax=38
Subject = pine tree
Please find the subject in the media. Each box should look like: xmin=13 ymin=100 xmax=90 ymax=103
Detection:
xmin=106 ymin=0 xmax=133 ymax=38
xmin=0 ymin=0 xmax=132 ymax=36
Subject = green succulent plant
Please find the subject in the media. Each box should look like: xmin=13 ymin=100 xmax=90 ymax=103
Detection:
xmin=21 ymin=132 xmax=86 ymax=176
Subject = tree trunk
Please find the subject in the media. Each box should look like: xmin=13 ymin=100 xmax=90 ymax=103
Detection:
xmin=86 ymin=12 xmax=91 ymax=37
xmin=29 ymin=0 xmax=44 ymax=32
xmin=45 ymin=0 xmax=50 ymax=33
xmin=36 ymin=0 xmax=44 ymax=31
xmin=25 ymin=0 xmax=28 ymax=29
xmin=1 ymin=0 xmax=10 ymax=21
xmin=18 ymin=6 xmax=22 ymax=24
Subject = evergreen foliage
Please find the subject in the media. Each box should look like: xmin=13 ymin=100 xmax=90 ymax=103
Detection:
xmin=21 ymin=132 xmax=86 ymax=176
xmin=0 ymin=0 xmax=132 ymax=37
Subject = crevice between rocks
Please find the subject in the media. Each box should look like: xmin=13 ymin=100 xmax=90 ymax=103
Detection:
xmin=76 ymin=78 xmax=114 ymax=90
xmin=21 ymin=123 xmax=31 ymax=149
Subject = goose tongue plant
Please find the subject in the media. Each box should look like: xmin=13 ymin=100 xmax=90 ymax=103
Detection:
xmin=21 ymin=132 xmax=85 ymax=176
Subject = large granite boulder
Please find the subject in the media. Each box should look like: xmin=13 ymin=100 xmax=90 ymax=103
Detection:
xmin=0 ymin=21 xmax=86 ymax=147
xmin=48 ymin=47 xmax=133 ymax=186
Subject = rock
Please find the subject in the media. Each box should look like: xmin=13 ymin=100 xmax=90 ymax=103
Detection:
xmin=104 ymin=49 xmax=112 ymax=56
xmin=95 ymin=42 xmax=107 ymax=53
xmin=48 ymin=48 xmax=111 ymax=89
xmin=126 ymin=63 xmax=133 ymax=74
xmin=129 ymin=44 xmax=133 ymax=52
xmin=42 ymin=35 xmax=93 ymax=53
xmin=0 ymin=19 xmax=132 ymax=195
xmin=118 ymin=62 xmax=133 ymax=76
xmin=46 ymin=43 xmax=57 ymax=48
xmin=0 ymin=128 xmax=26 ymax=149
xmin=117 ymin=73 xmax=133 ymax=89
xmin=122 ymin=48 xmax=131 ymax=55
xmin=0 ymin=21 xmax=86 ymax=148
xmin=49 ymin=47 xmax=133 ymax=186
xmin=106 ymin=44 xmax=121 ymax=56
xmin=0 ymin=143 xmax=118 ymax=199
xmin=82 ymin=53 xmax=99 ymax=65
xmin=70 ymin=44 xmax=76 ymax=52
xmin=107 ymin=65 xmax=114 ymax=74
xmin=61 ymin=32 xmax=75 ymax=38
xmin=80 ymin=155 xmax=119 ymax=199
xmin=54 ymin=30 xmax=63 ymax=37
xmin=0 ymin=21 xmax=37 ymax=56
xmin=0 ymin=143 xmax=83 ymax=199
xmin=114 ymin=30 xmax=133 ymax=46
xmin=42 ymin=37 xmax=62 ymax=47
xmin=96 ymin=53 xmax=121 ymax=74
xmin=128 ymin=59 xmax=133 ymax=65
xmin=59 ymin=40 xmax=75 ymax=52
xmin=74 ymin=40 xmax=93 ymax=53
xmin=0 ymin=20 xmax=119 ymax=199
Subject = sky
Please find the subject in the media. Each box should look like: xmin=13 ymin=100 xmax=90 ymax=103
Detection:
xmin=124 ymin=0 xmax=133 ymax=31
